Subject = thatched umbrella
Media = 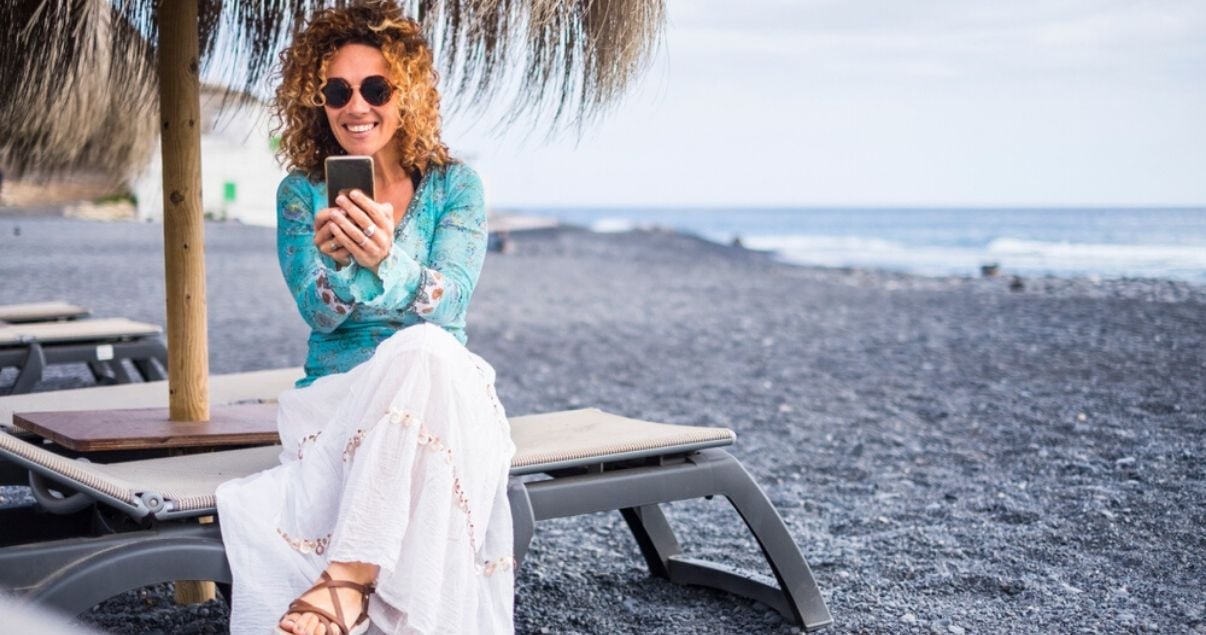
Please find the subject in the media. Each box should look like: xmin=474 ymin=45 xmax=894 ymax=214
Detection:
xmin=0 ymin=0 xmax=664 ymax=422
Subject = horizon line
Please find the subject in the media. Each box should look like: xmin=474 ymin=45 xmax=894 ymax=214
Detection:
xmin=497 ymin=204 xmax=1206 ymax=212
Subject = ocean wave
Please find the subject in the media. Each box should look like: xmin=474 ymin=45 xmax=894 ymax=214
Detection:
xmin=986 ymin=238 xmax=1206 ymax=265
xmin=589 ymin=217 xmax=638 ymax=233
xmin=742 ymin=234 xmax=903 ymax=253
xmin=743 ymin=233 xmax=1206 ymax=281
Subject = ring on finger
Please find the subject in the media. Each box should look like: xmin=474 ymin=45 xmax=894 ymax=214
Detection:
xmin=363 ymin=224 xmax=377 ymax=238
xmin=329 ymin=240 xmax=337 ymax=251
xmin=357 ymin=235 xmax=369 ymax=247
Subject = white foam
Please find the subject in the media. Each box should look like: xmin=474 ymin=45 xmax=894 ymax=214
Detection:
xmin=986 ymin=238 xmax=1206 ymax=267
xmin=743 ymin=234 xmax=981 ymax=275
xmin=743 ymin=233 xmax=1206 ymax=280
xmin=590 ymin=217 xmax=637 ymax=233
xmin=742 ymin=234 xmax=901 ymax=253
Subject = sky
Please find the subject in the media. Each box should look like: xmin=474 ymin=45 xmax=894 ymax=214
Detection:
xmin=441 ymin=0 xmax=1206 ymax=209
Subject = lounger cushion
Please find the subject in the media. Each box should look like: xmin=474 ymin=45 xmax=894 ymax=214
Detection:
xmin=0 ymin=318 xmax=161 ymax=347
xmin=509 ymin=408 xmax=735 ymax=475
xmin=0 ymin=302 xmax=89 ymax=324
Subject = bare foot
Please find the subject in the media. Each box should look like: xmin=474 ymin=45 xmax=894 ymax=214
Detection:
xmin=278 ymin=561 xmax=378 ymax=635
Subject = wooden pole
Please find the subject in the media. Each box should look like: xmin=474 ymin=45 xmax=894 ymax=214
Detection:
xmin=159 ymin=0 xmax=214 ymax=604
xmin=174 ymin=515 xmax=218 ymax=605
xmin=158 ymin=0 xmax=210 ymax=423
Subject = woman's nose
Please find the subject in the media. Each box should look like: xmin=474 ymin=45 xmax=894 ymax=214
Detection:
xmin=346 ymin=86 xmax=371 ymax=112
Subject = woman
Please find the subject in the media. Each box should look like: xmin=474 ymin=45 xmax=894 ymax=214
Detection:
xmin=215 ymin=4 xmax=515 ymax=634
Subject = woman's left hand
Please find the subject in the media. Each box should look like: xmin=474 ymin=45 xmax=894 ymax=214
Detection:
xmin=327 ymin=190 xmax=395 ymax=273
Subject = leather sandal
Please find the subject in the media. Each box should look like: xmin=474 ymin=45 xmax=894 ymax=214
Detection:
xmin=273 ymin=570 xmax=375 ymax=635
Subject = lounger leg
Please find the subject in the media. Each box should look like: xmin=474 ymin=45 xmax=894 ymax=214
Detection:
xmin=87 ymin=361 xmax=134 ymax=385
xmin=106 ymin=359 xmax=133 ymax=384
xmin=621 ymin=495 xmax=832 ymax=631
xmin=619 ymin=504 xmax=681 ymax=578
xmin=522 ymin=449 xmax=832 ymax=631
xmin=508 ymin=479 xmax=536 ymax=565
xmin=0 ymin=524 xmax=229 ymax=617
xmin=698 ymin=457 xmax=833 ymax=632
xmin=132 ymin=357 xmax=166 ymax=381
xmin=134 ymin=339 xmax=168 ymax=381
xmin=9 ymin=342 xmax=46 ymax=395
xmin=86 ymin=361 xmax=116 ymax=384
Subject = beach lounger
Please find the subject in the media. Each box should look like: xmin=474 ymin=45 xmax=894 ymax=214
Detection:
xmin=0 ymin=406 xmax=833 ymax=631
xmin=0 ymin=301 xmax=90 ymax=324
xmin=0 ymin=318 xmax=168 ymax=395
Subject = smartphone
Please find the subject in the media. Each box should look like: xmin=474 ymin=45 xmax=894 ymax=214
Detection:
xmin=325 ymin=155 xmax=375 ymax=208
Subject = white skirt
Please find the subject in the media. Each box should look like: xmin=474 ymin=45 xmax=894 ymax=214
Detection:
xmin=216 ymin=324 xmax=516 ymax=634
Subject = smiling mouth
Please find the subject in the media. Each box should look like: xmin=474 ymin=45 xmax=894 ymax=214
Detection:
xmin=344 ymin=123 xmax=377 ymax=133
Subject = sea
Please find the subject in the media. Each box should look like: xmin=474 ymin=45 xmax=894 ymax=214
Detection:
xmin=520 ymin=207 xmax=1206 ymax=283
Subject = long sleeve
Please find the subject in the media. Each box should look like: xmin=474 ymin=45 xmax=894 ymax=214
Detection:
xmin=345 ymin=165 xmax=487 ymax=329
xmin=276 ymin=173 xmax=360 ymax=334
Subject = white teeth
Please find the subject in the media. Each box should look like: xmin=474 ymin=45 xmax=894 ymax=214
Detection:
xmin=347 ymin=123 xmax=375 ymax=133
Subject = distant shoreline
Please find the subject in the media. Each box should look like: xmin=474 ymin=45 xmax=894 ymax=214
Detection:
xmin=2 ymin=212 xmax=1204 ymax=298
xmin=503 ymin=206 xmax=1206 ymax=285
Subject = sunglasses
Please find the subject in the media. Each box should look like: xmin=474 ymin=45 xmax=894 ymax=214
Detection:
xmin=320 ymin=75 xmax=393 ymax=108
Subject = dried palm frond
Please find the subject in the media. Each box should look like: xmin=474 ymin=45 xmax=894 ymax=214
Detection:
xmin=0 ymin=0 xmax=159 ymax=181
xmin=0 ymin=0 xmax=665 ymax=179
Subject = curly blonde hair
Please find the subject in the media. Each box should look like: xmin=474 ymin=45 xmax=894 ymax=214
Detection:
xmin=274 ymin=2 xmax=451 ymax=181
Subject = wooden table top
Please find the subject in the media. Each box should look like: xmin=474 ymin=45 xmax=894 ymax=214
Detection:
xmin=12 ymin=404 xmax=279 ymax=451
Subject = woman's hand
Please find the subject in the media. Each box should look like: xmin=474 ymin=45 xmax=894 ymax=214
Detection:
xmin=324 ymin=190 xmax=396 ymax=273
xmin=314 ymin=208 xmax=354 ymax=268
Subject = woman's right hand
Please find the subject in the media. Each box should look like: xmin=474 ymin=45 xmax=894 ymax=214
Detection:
xmin=327 ymin=191 xmax=396 ymax=274
xmin=314 ymin=208 xmax=354 ymax=268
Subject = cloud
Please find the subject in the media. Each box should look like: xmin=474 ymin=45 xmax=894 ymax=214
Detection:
xmin=449 ymin=0 xmax=1206 ymax=206
xmin=666 ymin=0 xmax=1206 ymax=81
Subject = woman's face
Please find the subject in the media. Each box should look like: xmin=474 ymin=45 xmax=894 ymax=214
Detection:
xmin=322 ymin=43 xmax=401 ymax=160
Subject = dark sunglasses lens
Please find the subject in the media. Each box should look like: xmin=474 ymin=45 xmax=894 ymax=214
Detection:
xmin=361 ymin=76 xmax=393 ymax=106
xmin=321 ymin=80 xmax=352 ymax=108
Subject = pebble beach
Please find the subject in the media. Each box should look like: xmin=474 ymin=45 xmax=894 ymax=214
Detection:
xmin=1 ymin=216 xmax=1203 ymax=633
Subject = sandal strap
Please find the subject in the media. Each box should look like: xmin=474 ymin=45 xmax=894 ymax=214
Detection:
xmin=285 ymin=598 xmax=347 ymax=634
xmin=282 ymin=570 xmax=376 ymax=634
xmin=319 ymin=578 xmax=374 ymax=593
xmin=308 ymin=571 xmax=375 ymax=597
xmin=319 ymin=571 xmax=347 ymax=628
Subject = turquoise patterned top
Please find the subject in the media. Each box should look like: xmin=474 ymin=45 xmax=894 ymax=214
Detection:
xmin=276 ymin=162 xmax=486 ymax=387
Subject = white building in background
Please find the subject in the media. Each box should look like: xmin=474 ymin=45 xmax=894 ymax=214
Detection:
xmin=134 ymin=86 xmax=287 ymax=227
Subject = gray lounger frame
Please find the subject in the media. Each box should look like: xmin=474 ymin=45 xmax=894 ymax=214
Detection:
xmin=0 ymin=444 xmax=832 ymax=632
xmin=0 ymin=337 xmax=168 ymax=395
